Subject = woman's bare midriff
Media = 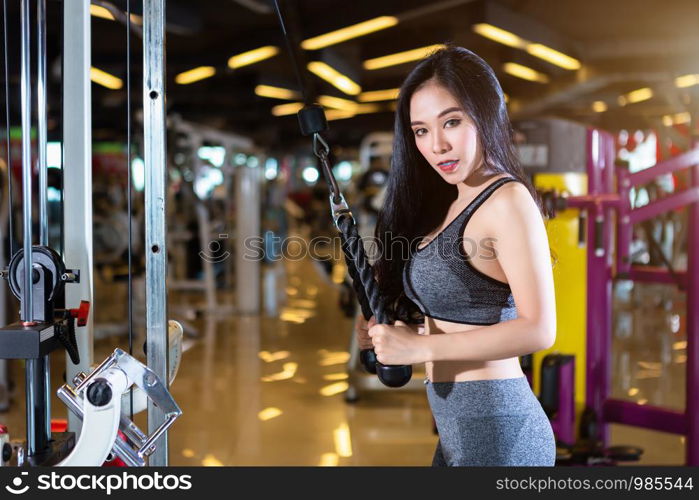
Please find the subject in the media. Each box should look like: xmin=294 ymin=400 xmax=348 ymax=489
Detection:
xmin=421 ymin=316 xmax=525 ymax=382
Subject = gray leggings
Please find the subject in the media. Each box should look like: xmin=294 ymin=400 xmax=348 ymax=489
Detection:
xmin=426 ymin=376 xmax=556 ymax=466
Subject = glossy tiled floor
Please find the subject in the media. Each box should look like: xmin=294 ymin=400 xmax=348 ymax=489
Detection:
xmin=0 ymin=232 xmax=689 ymax=466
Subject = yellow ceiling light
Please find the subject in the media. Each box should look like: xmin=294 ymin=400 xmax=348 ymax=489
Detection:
xmin=592 ymin=101 xmax=607 ymax=113
xmin=318 ymin=96 xmax=384 ymax=120
xmin=307 ymin=61 xmax=361 ymax=95
xmin=622 ymin=87 xmax=653 ymax=104
xmin=255 ymin=85 xmax=300 ymax=100
xmin=355 ymin=103 xmax=382 ymax=114
xmin=318 ymin=95 xmax=359 ymax=112
xmin=228 ymin=46 xmax=279 ymax=69
xmin=472 ymin=23 xmax=527 ymax=49
xmin=324 ymin=103 xmax=384 ymax=121
xmin=129 ymin=13 xmax=142 ymax=26
xmin=663 ymin=112 xmax=691 ymax=126
xmin=473 ymin=23 xmax=581 ymax=71
xmin=326 ymin=110 xmax=356 ymax=121
xmin=271 ymin=102 xmax=304 ymax=116
xmin=90 ymin=5 xmax=114 ymax=20
xmin=358 ymin=88 xmax=400 ymax=102
xmin=175 ymin=66 xmax=216 ymax=85
xmin=502 ymin=62 xmax=549 ymax=83
xmin=526 ymin=44 xmax=581 ymax=70
xmin=363 ymin=44 xmax=446 ymax=70
xmin=675 ymin=74 xmax=699 ymax=88
xmin=301 ymin=16 xmax=398 ymax=50
xmin=90 ymin=67 xmax=122 ymax=90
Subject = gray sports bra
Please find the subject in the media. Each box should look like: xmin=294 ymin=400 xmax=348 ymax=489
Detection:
xmin=402 ymin=177 xmax=519 ymax=325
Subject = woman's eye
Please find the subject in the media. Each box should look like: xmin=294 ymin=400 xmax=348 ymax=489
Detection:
xmin=414 ymin=128 xmax=427 ymax=137
xmin=445 ymin=118 xmax=461 ymax=128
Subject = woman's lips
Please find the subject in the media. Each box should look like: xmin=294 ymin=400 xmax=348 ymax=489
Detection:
xmin=437 ymin=159 xmax=459 ymax=172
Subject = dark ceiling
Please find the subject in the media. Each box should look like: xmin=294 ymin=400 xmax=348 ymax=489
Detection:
xmin=3 ymin=0 xmax=699 ymax=150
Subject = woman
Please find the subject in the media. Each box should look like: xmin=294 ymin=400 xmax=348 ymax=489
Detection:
xmin=356 ymin=46 xmax=557 ymax=466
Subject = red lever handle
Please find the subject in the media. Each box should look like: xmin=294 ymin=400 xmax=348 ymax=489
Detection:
xmin=69 ymin=300 xmax=90 ymax=327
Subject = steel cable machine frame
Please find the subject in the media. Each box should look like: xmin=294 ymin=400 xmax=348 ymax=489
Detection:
xmin=0 ymin=0 xmax=178 ymax=466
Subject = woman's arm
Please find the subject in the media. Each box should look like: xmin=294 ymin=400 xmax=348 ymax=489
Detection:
xmin=426 ymin=181 xmax=556 ymax=362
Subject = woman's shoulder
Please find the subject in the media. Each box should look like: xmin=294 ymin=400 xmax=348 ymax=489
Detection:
xmin=485 ymin=174 xmax=531 ymax=202
xmin=464 ymin=175 xmax=537 ymax=232
xmin=480 ymin=176 xmax=542 ymax=232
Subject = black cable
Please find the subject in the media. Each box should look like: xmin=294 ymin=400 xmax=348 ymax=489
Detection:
xmin=58 ymin=0 xmax=64 ymax=257
xmin=126 ymin=0 xmax=134 ymax=422
xmin=272 ymin=0 xmax=309 ymax=105
xmin=3 ymin=0 xmax=15 ymax=257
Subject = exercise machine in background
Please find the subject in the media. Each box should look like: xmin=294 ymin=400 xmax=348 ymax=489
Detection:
xmin=515 ymin=118 xmax=698 ymax=465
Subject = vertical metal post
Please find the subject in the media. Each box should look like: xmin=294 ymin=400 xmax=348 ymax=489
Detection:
xmin=26 ymin=356 xmax=50 ymax=455
xmin=37 ymin=0 xmax=47 ymax=246
xmin=20 ymin=0 xmax=32 ymax=324
xmin=600 ymin=131 xmax=615 ymax=447
xmin=21 ymin=0 xmax=50 ymax=456
xmin=584 ymin=128 xmax=598 ymax=420
xmin=143 ymin=0 xmax=169 ymax=466
xmin=585 ymin=128 xmax=612 ymax=446
xmin=687 ymin=158 xmax=699 ymax=465
xmin=616 ymin=167 xmax=632 ymax=275
xmin=36 ymin=0 xmax=51 ymax=442
xmin=63 ymin=0 xmax=94 ymax=434
xmin=236 ymin=163 xmax=261 ymax=314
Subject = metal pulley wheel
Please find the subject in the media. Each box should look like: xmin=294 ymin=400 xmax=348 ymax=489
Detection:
xmin=8 ymin=245 xmax=66 ymax=303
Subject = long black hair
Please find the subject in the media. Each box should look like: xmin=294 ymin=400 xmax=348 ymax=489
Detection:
xmin=373 ymin=45 xmax=545 ymax=323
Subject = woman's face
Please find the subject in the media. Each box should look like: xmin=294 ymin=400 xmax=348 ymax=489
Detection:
xmin=409 ymin=80 xmax=483 ymax=185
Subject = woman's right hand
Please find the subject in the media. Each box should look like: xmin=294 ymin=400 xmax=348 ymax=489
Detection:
xmin=356 ymin=314 xmax=376 ymax=350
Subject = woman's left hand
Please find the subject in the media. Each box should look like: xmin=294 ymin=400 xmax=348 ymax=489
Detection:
xmin=368 ymin=320 xmax=430 ymax=365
